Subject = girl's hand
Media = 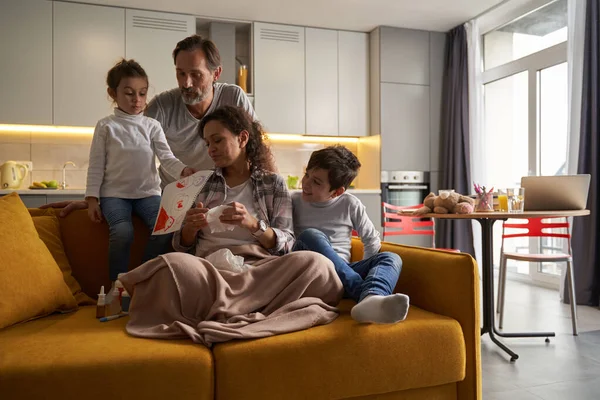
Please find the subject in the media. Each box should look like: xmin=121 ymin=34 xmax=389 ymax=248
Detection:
xmin=181 ymin=167 xmax=197 ymax=177
xmin=181 ymin=202 xmax=209 ymax=246
xmin=220 ymin=202 xmax=258 ymax=232
xmin=86 ymin=197 xmax=102 ymax=223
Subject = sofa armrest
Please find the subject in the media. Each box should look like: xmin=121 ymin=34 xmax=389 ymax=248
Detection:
xmin=351 ymin=238 xmax=482 ymax=400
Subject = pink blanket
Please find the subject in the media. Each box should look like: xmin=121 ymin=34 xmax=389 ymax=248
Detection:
xmin=118 ymin=246 xmax=343 ymax=347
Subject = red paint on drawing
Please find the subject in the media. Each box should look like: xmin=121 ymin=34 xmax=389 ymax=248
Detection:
xmin=154 ymin=207 xmax=170 ymax=232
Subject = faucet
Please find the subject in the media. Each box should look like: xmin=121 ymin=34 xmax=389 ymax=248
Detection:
xmin=61 ymin=161 xmax=76 ymax=189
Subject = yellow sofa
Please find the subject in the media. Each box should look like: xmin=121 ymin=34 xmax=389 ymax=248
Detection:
xmin=0 ymin=209 xmax=481 ymax=400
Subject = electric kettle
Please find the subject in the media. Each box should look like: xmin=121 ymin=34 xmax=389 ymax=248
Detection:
xmin=1 ymin=161 xmax=29 ymax=189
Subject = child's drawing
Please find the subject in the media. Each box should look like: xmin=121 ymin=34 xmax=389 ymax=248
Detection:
xmin=152 ymin=170 xmax=213 ymax=235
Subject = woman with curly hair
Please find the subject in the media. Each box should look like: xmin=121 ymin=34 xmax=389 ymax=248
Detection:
xmin=174 ymin=105 xmax=289 ymax=255
xmin=118 ymin=106 xmax=343 ymax=347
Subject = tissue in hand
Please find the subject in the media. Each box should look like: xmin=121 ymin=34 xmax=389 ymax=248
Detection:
xmin=205 ymin=205 xmax=236 ymax=233
xmin=205 ymin=248 xmax=248 ymax=273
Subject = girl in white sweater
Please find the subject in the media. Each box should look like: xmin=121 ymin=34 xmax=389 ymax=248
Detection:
xmin=85 ymin=59 xmax=195 ymax=283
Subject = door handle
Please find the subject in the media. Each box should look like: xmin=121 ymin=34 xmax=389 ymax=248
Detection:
xmin=387 ymin=185 xmax=429 ymax=190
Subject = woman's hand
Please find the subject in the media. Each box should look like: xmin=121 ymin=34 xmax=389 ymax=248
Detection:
xmin=181 ymin=167 xmax=197 ymax=177
xmin=220 ymin=202 xmax=258 ymax=232
xmin=86 ymin=197 xmax=102 ymax=223
xmin=180 ymin=202 xmax=209 ymax=246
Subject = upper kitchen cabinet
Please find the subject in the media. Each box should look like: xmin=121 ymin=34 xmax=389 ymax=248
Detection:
xmin=0 ymin=0 xmax=52 ymax=125
xmin=380 ymin=83 xmax=430 ymax=171
xmin=380 ymin=27 xmax=430 ymax=85
xmin=305 ymin=28 xmax=338 ymax=136
xmin=53 ymin=2 xmax=125 ymax=127
xmin=126 ymin=10 xmax=196 ymax=100
xmin=339 ymin=31 xmax=369 ymax=137
xmin=253 ymin=23 xmax=305 ymax=134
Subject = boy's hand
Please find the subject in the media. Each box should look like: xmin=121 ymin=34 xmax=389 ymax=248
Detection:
xmin=220 ymin=202 xmax=258 ymax=232
xmin=86 ymin=197 xmax=102 ymax=223
xmin=181 ymin=202 xmax=208 ymax=246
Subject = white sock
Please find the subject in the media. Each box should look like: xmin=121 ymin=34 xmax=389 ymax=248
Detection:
xmin=351 ymin=294 xmax=410 ymax=324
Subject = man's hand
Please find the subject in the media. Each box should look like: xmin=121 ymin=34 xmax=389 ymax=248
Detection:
xmin=180 ymin=202 xmax=209 ymax=246
xmin=40 ymin=200 xmax=88 ymax=217
xmin=86 ymin=197 xmax=102 ymax=223
xmin=220 ymin=202 xmax=258 ymax=232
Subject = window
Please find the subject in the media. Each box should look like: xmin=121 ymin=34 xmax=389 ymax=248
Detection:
xmin=481 ymin=0 xmax=568 ymax=286
xmin=484 ymin=0 xmax=567 ymax=70
xmin=540 ymin=62 xmax=568 ymax=176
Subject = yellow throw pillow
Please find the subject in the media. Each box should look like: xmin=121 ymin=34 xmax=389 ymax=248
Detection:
xmin=0 ymin=193 xmax=78 ymax=329
xmin=32 ymin=213 xmax=95 ymax=306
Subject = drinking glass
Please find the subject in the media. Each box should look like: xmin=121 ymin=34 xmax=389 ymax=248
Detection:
xmin=507 ymin=188 xmax=525 ymax=213
xmin=497 ymin=190 xmax=509 ymax=212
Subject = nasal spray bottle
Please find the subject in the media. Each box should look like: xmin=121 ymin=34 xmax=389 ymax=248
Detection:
xmin=96 ymin=286 xmax=107 ymax=318
xmin=117 ymin=273 xmax=130 ymax=313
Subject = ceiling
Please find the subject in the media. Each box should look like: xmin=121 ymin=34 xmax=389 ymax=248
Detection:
xmin=67 ymin=0 xmax=505 ymax=32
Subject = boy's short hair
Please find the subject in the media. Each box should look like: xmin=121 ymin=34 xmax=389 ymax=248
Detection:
xmin=306 ymin=145 xmax=361 ymax=190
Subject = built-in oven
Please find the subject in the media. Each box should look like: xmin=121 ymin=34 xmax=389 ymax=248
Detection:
xmin=381 ymin=170 xmax=432 ymax=247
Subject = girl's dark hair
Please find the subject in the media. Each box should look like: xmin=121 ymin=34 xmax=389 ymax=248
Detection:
xmin=106 ymin=59 xmax=148 ymax=91
xmin=306 ymin=145 xmax=361 ymax=190
xmin=200 ymin=106 xmax=276 ymax=173
xmin=172 ymin=35 xmax=221 ymax=72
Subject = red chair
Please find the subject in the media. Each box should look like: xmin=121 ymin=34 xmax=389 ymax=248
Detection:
xmin=382 ymin=202 xmax=459 ymax=252
xmin=496 ymin=217 xmax=578 ymax=335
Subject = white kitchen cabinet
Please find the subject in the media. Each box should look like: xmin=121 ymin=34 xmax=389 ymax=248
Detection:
xmin=253 ymin=23 xmax=305 ymax=134
xmin=305 ymin=28 xmax=338 ymax=136
xmin=339 ymin=31 xmax=369 ymax=137
xmin=0 ymin=0 xmax=52 ymax=125
xmin=429 ymin=32 xmax=446 ymax=172
xmin=125 ymin=9 xmax=196 ymax=100
xmin=53 ymin=2 xmax=125 ymax=127
xmin=353 ymin=193 xmax=382 ymax=235
xmin=380 ymin=27 xmax=430 ymax=85
xmin=380 ymin=83 xmax=430 ymax=171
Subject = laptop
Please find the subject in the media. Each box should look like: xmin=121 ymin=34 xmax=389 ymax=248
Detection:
xmin=520 ymin=175 xmax=591 ymax=211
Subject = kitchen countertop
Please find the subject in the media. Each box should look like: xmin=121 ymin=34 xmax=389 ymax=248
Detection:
xmin=0 ymin=189 xmax=86 ymax=195
xmin=289 ymin=189 xmax=381 ymax=194
xmin=2 ymin=188 xmax=381 ymax=196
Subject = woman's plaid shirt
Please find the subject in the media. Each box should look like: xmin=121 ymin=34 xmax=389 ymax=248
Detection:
xmin=173 ymin=168 xmax=294 ymax=255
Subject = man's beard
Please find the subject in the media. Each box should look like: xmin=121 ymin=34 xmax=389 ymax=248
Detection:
xmin=181 ymin=87 xmax=209 ymax=105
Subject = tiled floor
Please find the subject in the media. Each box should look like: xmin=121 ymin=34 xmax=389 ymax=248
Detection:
xmin=483 ymin=279 xmax=600 ymax=400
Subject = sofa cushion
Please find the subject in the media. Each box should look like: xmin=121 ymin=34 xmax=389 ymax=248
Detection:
xmin=213 ymin=300 xmax=466 ymax=400
xmin=0 ymin=193 xmax=77 ymax=329
xmin=56 ymin=209 xmax=151 ymax=299
xmin=0 ymin=306 xmax=214 ymax=400
xmin=31 ymin=209 xmax=95 ymax=306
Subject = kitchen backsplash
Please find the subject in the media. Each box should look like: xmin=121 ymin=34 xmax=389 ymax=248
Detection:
xmin=0 ymin=130 xmax=363 ymax=190
xmin=0 ymin=131 xmax=90 ymax=189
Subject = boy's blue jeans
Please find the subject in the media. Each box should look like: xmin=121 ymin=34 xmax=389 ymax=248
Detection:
xmin=100 ymin=196 xmax=171 ymax=281
xmin=293 ymin=228 xmax=402 ymax=303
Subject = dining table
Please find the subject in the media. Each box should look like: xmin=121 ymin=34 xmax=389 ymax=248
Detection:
xmin=402 ymin=210 xmax=590 ymax=361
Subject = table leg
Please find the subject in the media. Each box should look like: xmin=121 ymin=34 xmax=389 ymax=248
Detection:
xmin=477 ymin=218 xmax=520 ymax=361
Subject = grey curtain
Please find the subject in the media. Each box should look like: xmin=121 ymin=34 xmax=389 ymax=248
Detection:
xmin=437 ymin=25 xmax=475 ymax=256
xmin=572 ymin=0 xmax=599 ymax=306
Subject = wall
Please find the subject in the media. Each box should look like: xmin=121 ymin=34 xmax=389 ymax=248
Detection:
xmin=0 ymin=130 xmax=374 ymax=190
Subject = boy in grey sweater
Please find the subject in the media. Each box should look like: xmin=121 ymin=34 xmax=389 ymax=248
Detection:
xmin=292 ymin=146 xmax=409 ymax=324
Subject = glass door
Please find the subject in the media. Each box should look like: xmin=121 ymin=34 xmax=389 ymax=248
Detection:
xmin=530 ymin=62 xmax=568 ymax=285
